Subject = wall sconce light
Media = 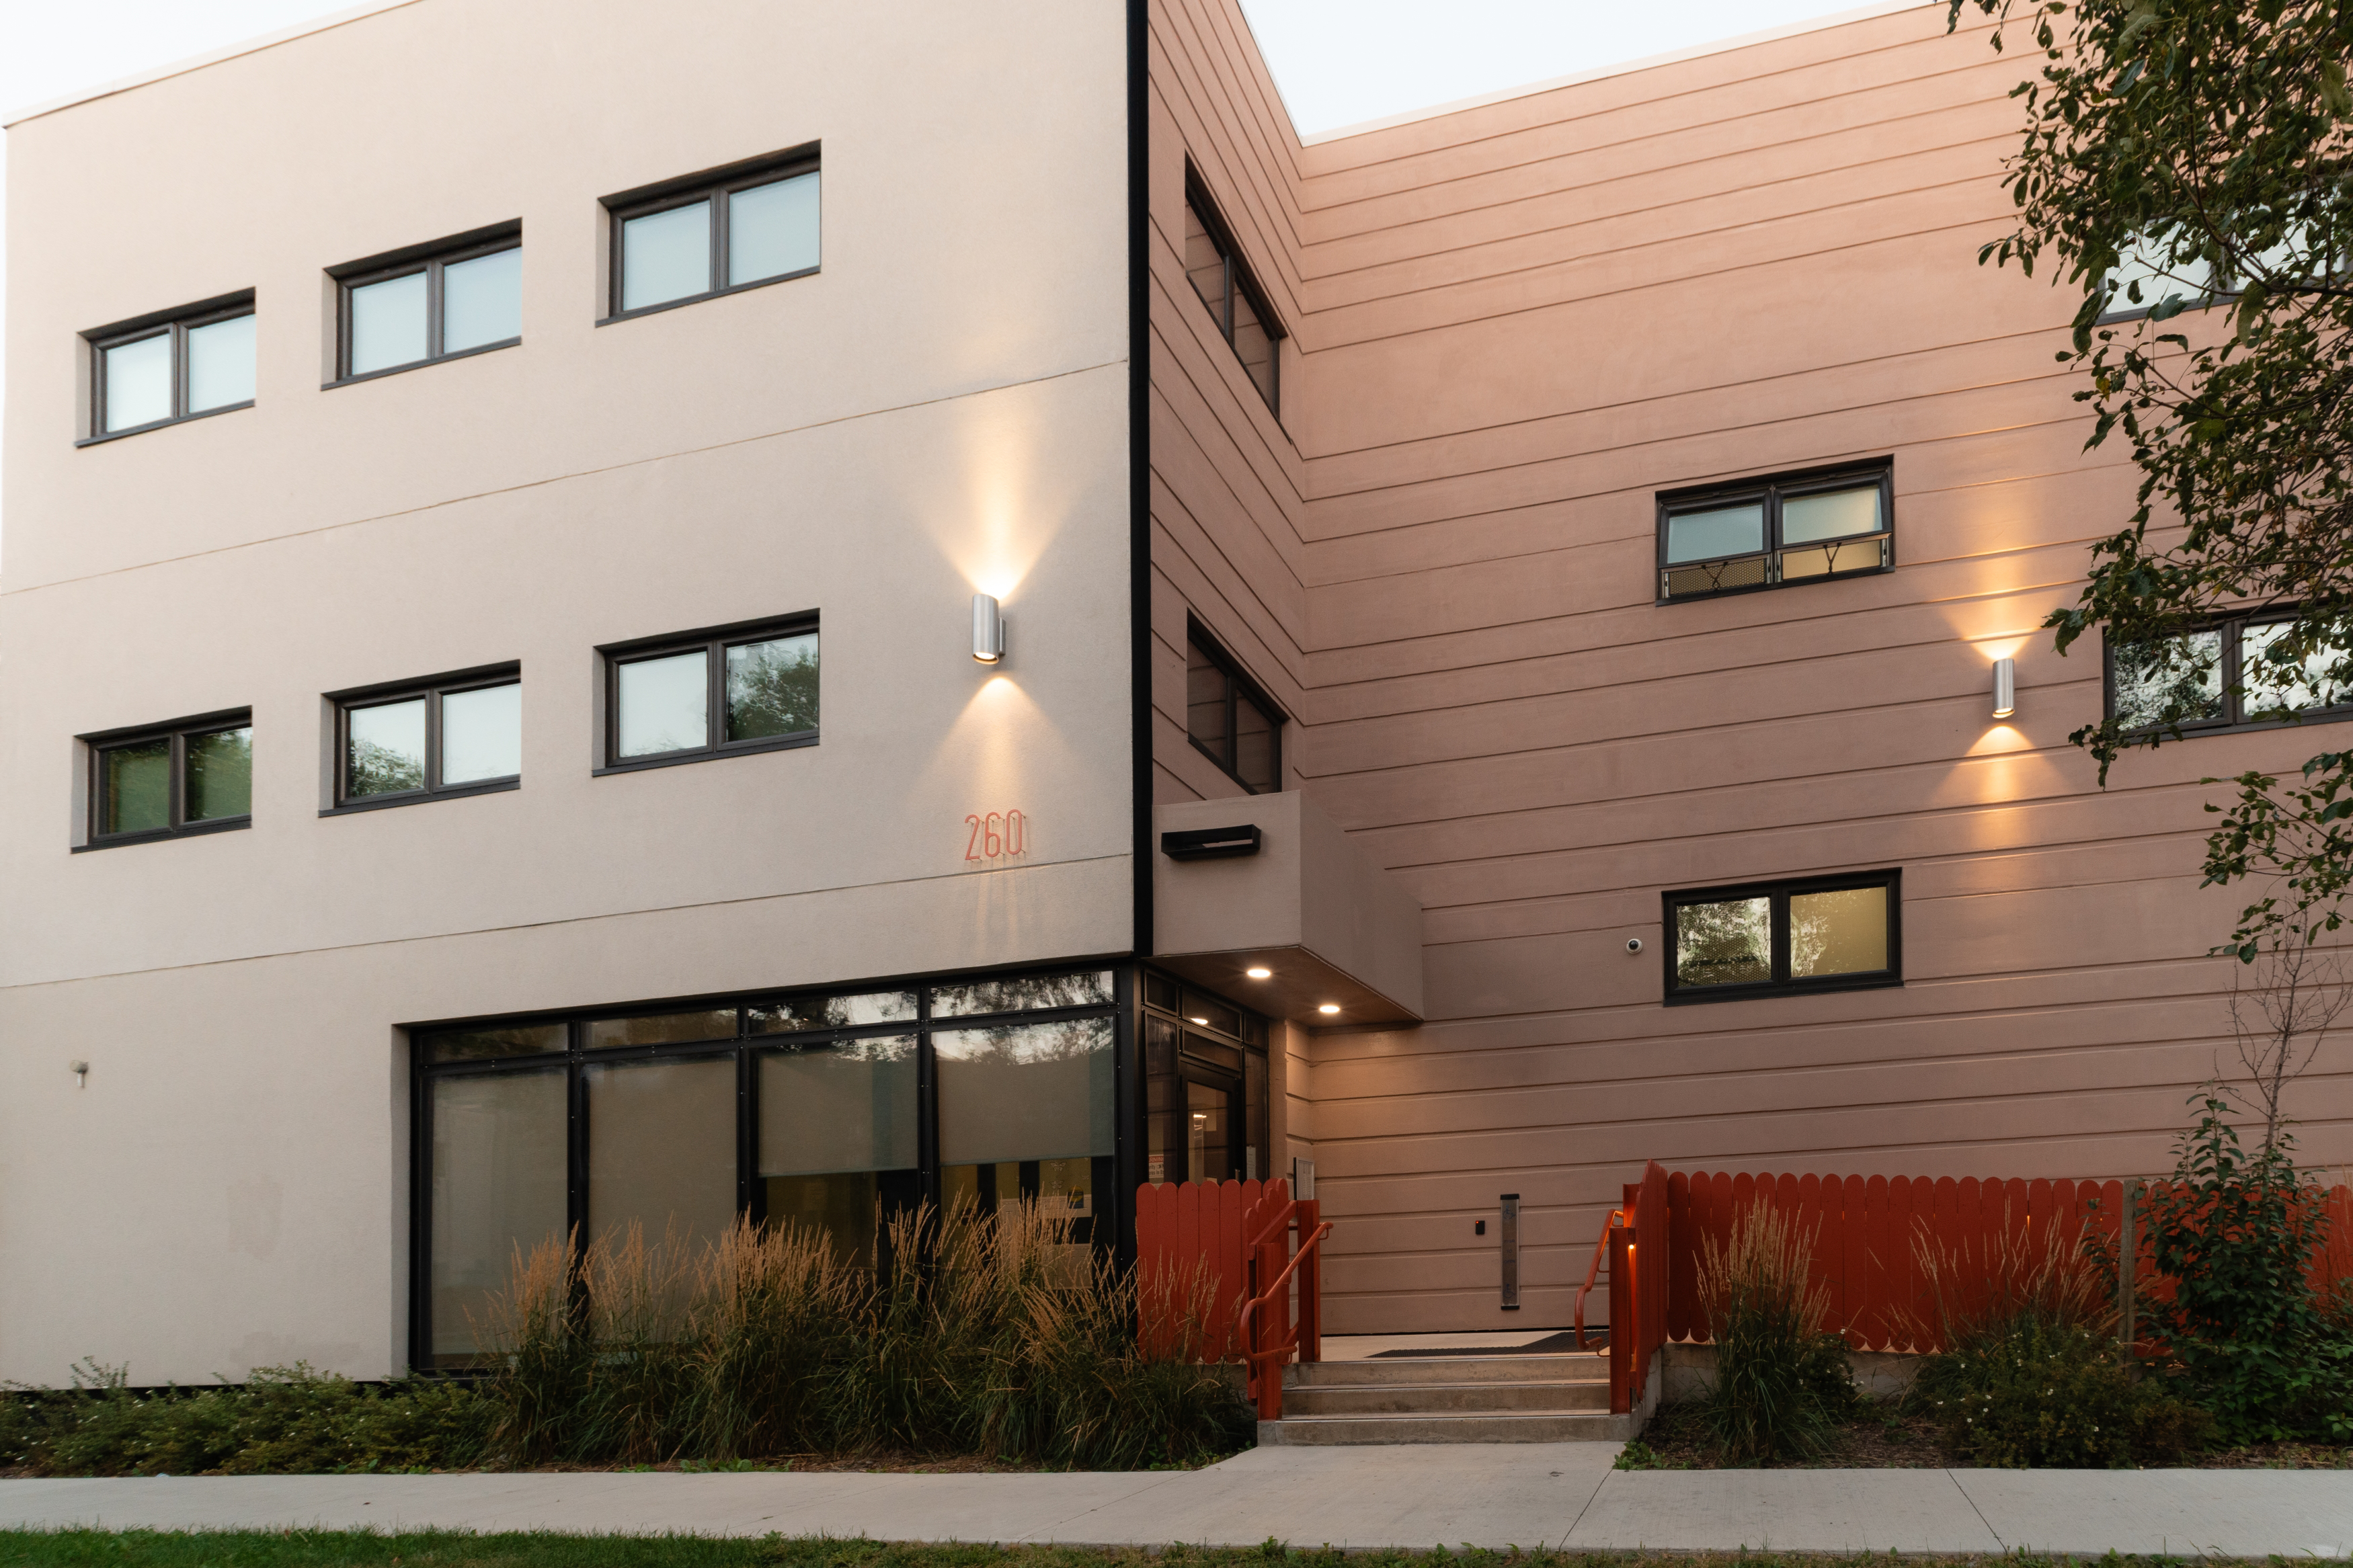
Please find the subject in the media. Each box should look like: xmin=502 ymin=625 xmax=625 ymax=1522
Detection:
xmin=1991 ymin=656 xmax=2016 ymax=719
xmin=971 ymin=593 xmax=1006 ymax=664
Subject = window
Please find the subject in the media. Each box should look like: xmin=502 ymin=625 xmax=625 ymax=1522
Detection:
xmin=82 ymin=711 xmax=253 ymax=847
xmin=332 ymin=224 xmax=521 ymax=383
xmin=1663 ymin=871 xmax=1901 ymax=1003
xmin=1185 ymin=624 xmax=1283 ymax=793
xmin=599 ymin=615 xmax=817 ymax=772
xmin=1183 ymin=172 xmax=1283 ymax=415
xmin=82 ymin=292 xmax=255 ymax=442
xmin=330 ymin=666 xmax=521 ymax=812
xmin=1141 ymin=971 xmax=1271 ymax=1187
xmin=2106 ymin=613 xmax=2353 ymax=736
xmin=1657 ymin=462 xmax=1893 ymax=602
xmin=411 ymin=966 xmax=1122 ymax=1366
xmin=604 ymin=147 xmax=820 ymax=320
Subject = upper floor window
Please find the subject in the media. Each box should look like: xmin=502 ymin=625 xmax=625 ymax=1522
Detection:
xmin=332 ymin=224 xmax=521 ymax=383
xmin=1664 ymin=870 xmax=1901 ymax=1004
xmin=2108 ymin=613 xmax=2353 ymax=735
xmin=332 ymin=666 xmax=522 ymax=813
xmin=1183 ymin=173 xmax=1283 ymax=416
xmin=598 ymin=615 xmax=818 ymax=772
xmin=1657 ymin=462 xmax=1892 ymax=602
xmin=83 ymin=292 xmax=255 ymax=442
xmin=1185 ymin=624 xmax=1283 ymax=793
xmin=83 ymin=710 xmax=253 ymax=848
xmin=604 ymin=147 xmax=820 ymax=320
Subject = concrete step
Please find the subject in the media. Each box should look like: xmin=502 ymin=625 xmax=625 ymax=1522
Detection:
xmin=1258 ymin=1409 xmax=1642 ymax=1445
xmin=1283 ymin=1378 xmax=1609 ymax=1415
xmin=1287 ymin=1352 xmax=1607 ymax=1388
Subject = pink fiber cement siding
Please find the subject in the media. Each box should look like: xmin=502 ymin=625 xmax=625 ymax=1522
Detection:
xmin=1148 ymin=0 xmax=2353 ymax=1332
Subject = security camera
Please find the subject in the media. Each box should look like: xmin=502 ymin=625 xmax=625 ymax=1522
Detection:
xmin=1626 ymin=937 xmax=1644 ymax=954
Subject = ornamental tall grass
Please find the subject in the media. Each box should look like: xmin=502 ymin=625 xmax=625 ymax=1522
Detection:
xmin=1696 ymin=1204 xmax=1857 ymax=1462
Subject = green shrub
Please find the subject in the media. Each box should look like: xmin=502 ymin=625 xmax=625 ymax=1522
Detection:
xmin=1915 ymin=1317 xmax=2210 ymax=1467
xmin=0 ymin=1361 xmax=496 ymax=1477
xmin=1697 ymin=1205 xmax=1858 ymax=1462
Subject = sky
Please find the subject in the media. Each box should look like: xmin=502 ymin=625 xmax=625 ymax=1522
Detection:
xmin=0 ymin=0 xmax=1875 ymax=544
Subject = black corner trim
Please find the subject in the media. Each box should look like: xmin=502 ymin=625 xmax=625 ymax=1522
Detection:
xmin=1162 ymin=824 xmax=1262 ymax=861
xmin=1127 ymin=0 xmax=1154 ymax=959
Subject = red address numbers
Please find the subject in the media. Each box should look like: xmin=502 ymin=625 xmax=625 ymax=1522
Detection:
xmin=965 ymin=810 xmax=1029 ymax=862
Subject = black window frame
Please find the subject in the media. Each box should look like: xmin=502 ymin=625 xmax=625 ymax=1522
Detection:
xmin=78 ymin=707 xmax=254 ymax=851
xmin=600 ymin=143 xmax=822 ymax=325
xmin=1662 ymin=869 xmax=1903 ymax=1005
xmin=2102 ymin=610 xmax=2353 ymax=738
xmin=79 ymin=290 xmax=257 ymax=446
xmin=596 ymin=612 xmax=819 ymax=775
xmin=1656 ymin=460 xmax=1895 ymax=603
xmin=327 ymin=663 xmax=523 ymax=815
xmin=328 ymin=222 xmax=522 ymax=387
xmin=1183 ymin=620 xmax=1285 ymax=794
xmin=1183 ymin=168 xmax=1285 ymax=418
xmin=408 ymin=962 xmax=1138 ymax=1371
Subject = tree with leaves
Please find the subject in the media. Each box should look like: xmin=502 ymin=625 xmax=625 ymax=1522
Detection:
xmin=1950 ymin=0 xmax=2353 ymax=960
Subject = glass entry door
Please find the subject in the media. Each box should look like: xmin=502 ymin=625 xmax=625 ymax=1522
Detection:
xmin=1184 ymin=1073 xmax=1242 ymax=1184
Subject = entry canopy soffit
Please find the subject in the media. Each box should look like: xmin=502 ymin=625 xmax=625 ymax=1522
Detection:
xmin=1152 ymin=791 xmax=1423 ymax=1027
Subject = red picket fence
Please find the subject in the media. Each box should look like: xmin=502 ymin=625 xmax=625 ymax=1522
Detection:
xmin=1664 ymin=1171 xmax=2353 ymax=1354
xmin=1135 ymin=1178 xmax=1325 ymax=1387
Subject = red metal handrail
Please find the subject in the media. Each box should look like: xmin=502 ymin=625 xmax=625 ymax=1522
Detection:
xmin=1572 ymin=1206 xmax=1626 ymax=1350
xmin=1234 ymin=1192 xmax=1331 ymax=1420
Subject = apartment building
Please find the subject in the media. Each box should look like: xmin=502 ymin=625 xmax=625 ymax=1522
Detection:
xmin=3 ymin=0 xmax=2345 ymax=1384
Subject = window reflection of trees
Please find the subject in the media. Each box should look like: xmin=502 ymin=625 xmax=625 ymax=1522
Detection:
xmin=2114 ymin=632 xmax=2224 ymax=731
xmin=930 ymin=971 xmax=1115 ymax=1018
xmin=725 ymin=636 xmax=819 ymax=740
xmin=1675 ymin=898 xmax=1769 ymax=987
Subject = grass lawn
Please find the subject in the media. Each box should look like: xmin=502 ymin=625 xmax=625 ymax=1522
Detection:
xmin=0 ymin=1540 xmax=2331 ymax=1568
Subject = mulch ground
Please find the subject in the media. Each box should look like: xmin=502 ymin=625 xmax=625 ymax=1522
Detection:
xmin=1626 ymin=1400 xmax=2353 ymax=1469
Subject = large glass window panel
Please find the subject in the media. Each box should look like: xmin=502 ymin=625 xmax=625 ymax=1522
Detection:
xmin=1675 ymin=897 xmax=1771 ymax=988
xmin=617 ymin=649 xmax=709 ymax=757
xmin=758 ymin=1036 xmax=917 ymax=1178
xmin=442 ymin=683 xmax=522 ymax=784
xmin=934 ymin=1016 xmax=1116 ymax=1165
xmin=1145 ymin=1014 xmax=1179 ymax=1186
xmin=586 ymin=1010 xmax=737 ymax=1048
xmin=585 ymin=1056 xmax=737 ymax=1257
xmin=185 ymin=314 xmax=256 ymax=413
xmin=2243 ymin=621 xmax=2353 ymax=716
xmin=727 ymin=172 xmax=820 ymax=286
xmin=442 ymin=248 xmax=522 ymax=353
xmin=103 ymin=334 xmax=173 ymax=432
xmin=349 ymin=272 xmax=429 ymax=376
xmin=622 ymin=201 xmax=711 ymax=311
xmin=1665 ymin=503 xmax=1765 ymax=565
xmin=2114 ymin=630 xmax=2225 ymax=730
xmin=426 ymin=1023 xmax=565 ymax=1063
xmin=102 ymin=740 xmax=172 ymax=835
xmin=1788 ymin=886 xmax=1890 ymax=978
xmin=430 ymin=1069 xmax=567 ymax=1360
xmin=725 ymin=633 xmax=818 ymax=741
xmin=184 ymin=727 xmax=252 ymax=822
xmin=1780 ymin=486 xmax=1884 ymax=545
xmin=931 ymin=971 xmax=1115 ymax=1018
xmin=348 ymin=698 xmax=428 ymax=797
xmin=748 ymin=992 xmax=917 ymax=1032
xmin=1234 ymin=694 xmax=1277 ymax=792
xmin=1186 ymin=643 xmax=1228 ymax=753
xmin=1181 ymin=993 xmax=1243 ymax=1038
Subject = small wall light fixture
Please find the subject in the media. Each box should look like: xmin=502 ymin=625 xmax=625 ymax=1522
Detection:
xmin=1246 ymin=966 xmax=1272 ymax=979
xmin=1317 ymin=1002 xmax=1341 ymax=1016
xmin=971 ymin=593 xmax=1006 ymax=664
xmin=69 ymin=1059 xmax=88 ymax=1087
xmin=1991 ymin=656 xmax=2016 ymax=720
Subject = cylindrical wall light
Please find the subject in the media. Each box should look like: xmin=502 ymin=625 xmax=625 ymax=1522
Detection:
xmin=971 ymin=593 xmax=1005 ymax=664
xmin=1991 ymin=655 xmax=2016 ymax=719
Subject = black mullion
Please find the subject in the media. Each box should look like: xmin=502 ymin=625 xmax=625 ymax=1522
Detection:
xmin=737 ymin=1021 xmax=758 ymax=1223
xmin=1770 ymin=891 xmax=1792 ymax=983
xmin=409 ymin=1057 xmax=434 ymax=1372
xmin=566 ymin=1023 xmax=589 ymax=1264
xmin=1222 ymin=254 xmax=1235 ymax=341
xmin=916 ymin=989 xmax=939 ymax=1212
xmin=2225 ymin=618 xmax=2247 ymax=727
xmin=1113 ymin=966 xmax=1141 ymax=1273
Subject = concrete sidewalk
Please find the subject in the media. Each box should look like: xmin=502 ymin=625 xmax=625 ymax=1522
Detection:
xmin=3 ymin=1445 xmax=2350 ymax=1556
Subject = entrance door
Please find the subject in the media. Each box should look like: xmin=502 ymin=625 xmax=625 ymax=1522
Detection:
xmin=1183 ymin=1071 xmax=1242 ymax=1184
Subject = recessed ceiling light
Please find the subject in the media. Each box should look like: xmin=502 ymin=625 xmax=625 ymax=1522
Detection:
xmin=1317 ymin=1003 xmax=1341 ymax=1015
xmin=1246 ymin=966 xmax=1272 ymax=980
